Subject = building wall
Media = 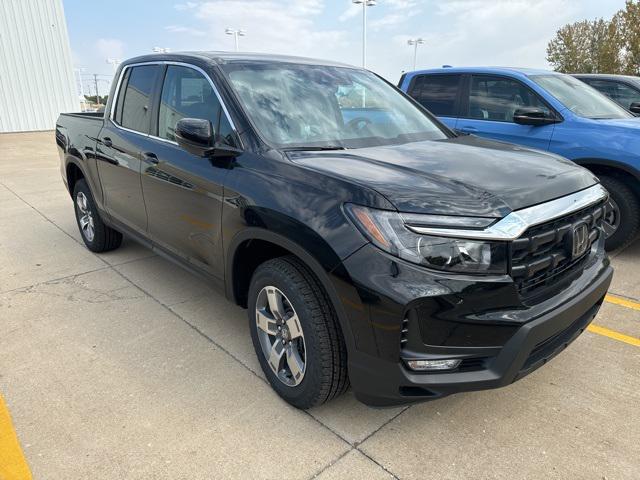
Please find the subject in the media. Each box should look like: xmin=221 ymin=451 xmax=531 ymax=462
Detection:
xmin=0 ymin=0 xmax=78 ymax=132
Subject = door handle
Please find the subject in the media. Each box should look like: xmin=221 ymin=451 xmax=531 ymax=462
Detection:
xmin=102 ymin=137 xmax=113 ymax=148
xmin=143 ymin=152 xmax=159 ymax=165
xmin=458 ymin=126 xmax=478 ymax=133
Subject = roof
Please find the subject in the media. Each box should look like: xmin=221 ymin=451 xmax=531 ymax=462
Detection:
xmin=403 ymin=66 xmax=560 ymax=77
xmin=572 ymin=73 xmax=640 ymax=84
xmin=122 ymin=51 xmax=357 ymax=69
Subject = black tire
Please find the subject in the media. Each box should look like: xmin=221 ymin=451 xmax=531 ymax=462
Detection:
xmin=599 ymin=175 xmax=640 ymax=251
xmin=73 ymin=179 xmax=123 ymax=252
xmin=248 ymin=255 xmax=349 ymax=409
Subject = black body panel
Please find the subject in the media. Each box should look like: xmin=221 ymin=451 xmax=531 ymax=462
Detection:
xmin=290 ymin=135 xmax=598 ymax=217
xmin=56 ymin=52 xmax=612 ymax=406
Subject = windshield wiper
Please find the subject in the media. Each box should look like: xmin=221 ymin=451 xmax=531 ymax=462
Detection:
xmin=282 ymin=145 xmax=346 ymax=152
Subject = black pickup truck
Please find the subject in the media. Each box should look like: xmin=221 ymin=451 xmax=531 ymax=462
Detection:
xmin=56 ymin=52 xmax=612 ymax=408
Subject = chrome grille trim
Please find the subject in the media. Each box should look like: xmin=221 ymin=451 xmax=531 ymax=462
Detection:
xmin=405 ymin=184 xmax=608 ymax=241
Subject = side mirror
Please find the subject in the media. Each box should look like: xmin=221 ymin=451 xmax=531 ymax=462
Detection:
xmin=629 ymin=102 xmax=640 ymax=115
xmin=513 ymin=107 xmax=559 ymax=126
xmin=175 ymin=118 xmax=242 ymax=157
xmin=175 ymin=118 xmax=214 ymax=156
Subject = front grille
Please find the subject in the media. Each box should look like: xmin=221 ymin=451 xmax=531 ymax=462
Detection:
xmin=510 ymin=201 xmax=605 ymax=298
xmin=458 ymin=357 xmax=489 ymax=372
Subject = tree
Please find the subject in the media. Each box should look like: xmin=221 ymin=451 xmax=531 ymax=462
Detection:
xmin=547 ymin=21 xmax=592 ymax=73
xmin=546 ymin=0 xmax=639 ymax=74
xmin=589 ymin=17 xmax=624 ymax=74
xmin=547 ymin=19 xmax=622 ymax=73
xmin=619 ymin=0 xmax=640 ymax=74
xmin=84 ymin=95 xmax=108 ymax=105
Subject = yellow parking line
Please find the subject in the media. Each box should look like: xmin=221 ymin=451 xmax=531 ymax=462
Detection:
xmin=0 ymin=394 xmax=32 ymax=480
xmin=605 ymin=294 xmax=640 ymax=311
xmin=588 ymin=324 xmax=640 ymax=347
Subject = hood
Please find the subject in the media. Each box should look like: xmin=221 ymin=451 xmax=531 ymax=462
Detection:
xmin=288 ymin=135 xmax=598 ymax=217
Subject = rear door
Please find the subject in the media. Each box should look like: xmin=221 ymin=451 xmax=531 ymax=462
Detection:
xmin=405 ymin=73 xmax=462 ymax=130
xmin=138 ymin=63 xmax=239 ymax=280
xmin=97 ymin=64 xmax=161 ymax=235
xmin=456 ymin=74 xmax=556 ymax=150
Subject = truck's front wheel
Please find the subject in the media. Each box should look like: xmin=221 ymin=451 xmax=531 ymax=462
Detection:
xmin=73 ymin=179 xmax=122 ymax=252
xmin=599 ymin=175 xmax=640 ymax=251
xmin=248 ymin=256 xmax=349 ymax=409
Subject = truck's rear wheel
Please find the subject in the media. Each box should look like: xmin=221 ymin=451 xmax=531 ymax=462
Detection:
xmin=73 ymin=179 xmax=122 ymax=252
xmin=248 ymin=256 xmax=348 ymax=409
xmin=599 ymin=175 xmax=640 ymax=251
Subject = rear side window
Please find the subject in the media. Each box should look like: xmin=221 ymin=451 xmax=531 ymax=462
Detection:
xmin=467 ymin=75 xmax=551 ymax=122
xmin=117 ymin=65 xmax=160 ymax=134
xmin=407 ymin=74 xmax=461 ymax=116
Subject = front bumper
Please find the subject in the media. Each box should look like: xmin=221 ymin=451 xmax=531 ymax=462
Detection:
xmin=339 ymin=242 xmax=612 ymax=407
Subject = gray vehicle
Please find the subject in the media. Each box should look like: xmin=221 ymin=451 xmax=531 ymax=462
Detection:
xmin=573 ymin=74 xmax=640 ymax=114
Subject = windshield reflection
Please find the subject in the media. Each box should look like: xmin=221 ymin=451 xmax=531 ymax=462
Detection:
xmin=222 ymin=63 xmax=448 ymax=149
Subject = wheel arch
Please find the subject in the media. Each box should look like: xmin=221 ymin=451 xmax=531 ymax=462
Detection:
xmin=225 ymin=228 xmax=356 ymax=350
xmin=65 ymin=159 xmax=86 ymax=196
xmin=574 ymin=158 xmax=640 ymax=198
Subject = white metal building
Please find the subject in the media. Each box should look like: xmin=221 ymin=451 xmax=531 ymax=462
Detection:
xmin=0 ymin=0 xmax=78 ymax=132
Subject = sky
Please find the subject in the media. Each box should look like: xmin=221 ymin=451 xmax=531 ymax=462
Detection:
xmin=63 ymin=0 xmax=627 ymax=95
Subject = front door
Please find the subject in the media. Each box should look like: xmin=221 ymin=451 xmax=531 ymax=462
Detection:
xmin=140 ymin=64 xmax=239 ymax=279
xmin=456 ymin=74 xmax=555 ymax=151
xmin=97 ymin=64 xmax=161 ymax=235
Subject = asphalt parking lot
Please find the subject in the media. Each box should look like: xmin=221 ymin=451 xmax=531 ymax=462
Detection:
xmin=1 ymin=131 xmax=639 ymax=480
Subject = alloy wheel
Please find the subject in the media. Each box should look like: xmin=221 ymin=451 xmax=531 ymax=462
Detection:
xmin=76 ymin=191 xmax=95 ymax=242
xmin=255 ymin=286 xmax=306 ymax=387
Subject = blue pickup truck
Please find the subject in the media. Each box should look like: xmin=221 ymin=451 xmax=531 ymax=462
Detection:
xmin=399 ymin=67 xmax=640 ymax=250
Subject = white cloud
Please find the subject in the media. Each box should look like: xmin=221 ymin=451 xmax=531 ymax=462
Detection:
xmin=339 ymin=3 xmax=361 ymax=22
xmin=338 ymin=0 xmax=422 ymax=30
xmin=95 ymin=38 xmax=125 ymax=60
xmin=170 ymin=0 xmax=348 ymax=59
xmin=370 ymin=12 xmax=409 ymax=30
xmin=385 ymin=0 xmax=419 ymax=8
xmin=174 ymin=2 xmax=199 ymax=11
xmin=426 ymin=0 xmax=578 ymax=68
xmin=363 ymin=0 xmax=582 ymax=80
xmin=165 ymin=25 xmax=207 ymax=36
xmin=160 ymin=0 xmax=615 ymax=82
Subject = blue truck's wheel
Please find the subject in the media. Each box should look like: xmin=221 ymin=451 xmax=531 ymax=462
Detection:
xmin=599 ymin=175 xmax=640 ymax=251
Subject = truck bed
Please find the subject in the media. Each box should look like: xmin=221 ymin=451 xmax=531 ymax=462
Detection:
xmin=59 ymin=111 xmax=104 ymax=120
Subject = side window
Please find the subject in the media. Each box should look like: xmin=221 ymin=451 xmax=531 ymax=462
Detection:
xmin=118 ymin=65 xmax=159 ymax=133
xmin=585 ymin=80 xmax=640 ymax=108
xmin=114 ymin=68 xmax=131 ymax=125
xmin=158 ymin=65 xmax=236 ymax=147
xmin=408 ymin=74 xmax=461 ymax=116
xmin=468 ymin=75 xmax=551 ymax=122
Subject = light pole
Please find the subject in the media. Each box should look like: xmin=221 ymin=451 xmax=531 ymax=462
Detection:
xmin=225 ymin=28 xmax=246 ymax=51
xmin=152 ymin=47 xmax=171 ymax=53
xmin=352 ymin=0 xmax=376 ymax=69
xmin=93 ymin=74 xmax=101 ymax=105
xmin=407 ymin=38 xmax=425 ymax=70
xmin=106 ymin=58 xmax=121 ymax=73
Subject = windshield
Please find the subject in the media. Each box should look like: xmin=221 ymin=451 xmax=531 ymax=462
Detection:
xmin=531 ymin=74 xmax=632 ymax=119
xmin=221 ymin=62 xmax=449 ymax=149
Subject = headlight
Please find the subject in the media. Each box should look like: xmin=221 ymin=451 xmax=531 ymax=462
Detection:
xmin=345 ymin=204 xmax=507 ymax=274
